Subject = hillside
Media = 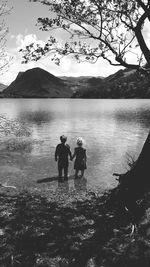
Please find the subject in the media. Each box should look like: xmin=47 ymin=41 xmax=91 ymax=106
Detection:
xmin=3 ymin=68 xmax=72 ymax=98
xmin=61 ymin=76 xmax=104 ymax=93
xmin=1 ymin=67 xmax=150 ymax=98
xmin=0 ymin=83 xmax=7 ymax=92
xmin=72 ymin=69 xmax=150 ymax=98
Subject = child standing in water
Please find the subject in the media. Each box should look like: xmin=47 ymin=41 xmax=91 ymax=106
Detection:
xmin=72 ymin=137 xmax=87 ymax=178
xmin=55 ymin=135 xmax=72 ymax=181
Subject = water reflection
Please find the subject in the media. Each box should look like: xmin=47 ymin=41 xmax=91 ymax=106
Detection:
xmin=19 ymin=110 xmax=53 ymax=125
xmin=74 ymin=177 xmax=87 ymax=192
xmin=115 ymin=109 xmax=150 ymax=129
xmin=0 ymin=99 xmax=150 ymax=191
xmin=56 ymin=180 xmax=69 ymax=194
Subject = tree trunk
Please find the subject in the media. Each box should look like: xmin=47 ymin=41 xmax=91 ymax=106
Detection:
xmin=119 ymin=131 xmax=150 ymax=204
xmin=130 ymin=131 xmax=150 ymax=187
xmin=135 ymin=28 xmax=150 ymax=67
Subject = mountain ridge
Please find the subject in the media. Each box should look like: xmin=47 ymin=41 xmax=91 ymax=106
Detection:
xmin=0 ymin=83 xmax=7 ymax=92
xmin=72 ymin=68 xmax=150 ymax=98
xmin=1 ymin=67 xmax=150 ymax=98
xmin=3 ymin=67 xmax=72 ymax=98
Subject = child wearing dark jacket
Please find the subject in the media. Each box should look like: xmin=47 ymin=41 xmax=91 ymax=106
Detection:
xmin=55 ymin=135 xmax=72 ymax=181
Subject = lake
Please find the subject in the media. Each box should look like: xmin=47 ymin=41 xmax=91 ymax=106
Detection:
xmin=0 ymin=99 xmax=150 ymax=194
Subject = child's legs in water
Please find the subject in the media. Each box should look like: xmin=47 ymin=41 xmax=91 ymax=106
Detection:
xmin=81 ymin=170 xmax=84 ymax=177
xmin=58 ymin=165 xmax=63 ymax=178
xmin=75 ymin=169 xmax=84 ymax=178
xmin=64 ymin=165 xmax=69 ymax=179
xmin=58 ymin=161 xmax=68 ymax=179
xmin=75 ymin=170 xmax=78 ymax=178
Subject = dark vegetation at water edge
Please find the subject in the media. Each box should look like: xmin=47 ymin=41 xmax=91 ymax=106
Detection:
xmin=72 ymin=69 xmax=150 ymax=99
xmin=0 ymin=184 xmax=150 ymax=267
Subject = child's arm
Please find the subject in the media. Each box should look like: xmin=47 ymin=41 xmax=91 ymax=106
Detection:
xmin=84 ymin=150 xmax=87 ymax=161
xmin=69 ymin=148 xmax=72 ymax=160
xmin=66 ymin=144 xmax=72 ymax=160
xmin=55 ymin=145 xmax=58 ymax=161
xmin=71 ymin=149 xmax=76 ymax=160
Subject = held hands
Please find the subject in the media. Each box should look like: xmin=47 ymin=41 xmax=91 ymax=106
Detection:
xmin=70 ymin=153 xmax=75 ymax=161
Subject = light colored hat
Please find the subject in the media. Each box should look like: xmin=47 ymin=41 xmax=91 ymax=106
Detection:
xmin=76 ymin=137 xmax=84 ymax=146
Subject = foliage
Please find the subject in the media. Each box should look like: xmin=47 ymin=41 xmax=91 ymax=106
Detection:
xmin=20 ymin=0 xmax=150 ymax=73
xmin=3 ymin=137 xmax=33 ymax=152
xmin=0 ymin=0 xmax=12 ymax=74
xmin=0 ymin=115 xmax=31 ymax=137
xmin=0 ymin=116 xmax=33 ymax=152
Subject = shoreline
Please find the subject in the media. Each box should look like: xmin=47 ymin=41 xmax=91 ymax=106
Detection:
xmin=0 ymin=183 xmax=149 ymax=267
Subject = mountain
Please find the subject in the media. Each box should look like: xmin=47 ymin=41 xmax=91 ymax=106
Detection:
xmin=2 ymin=67 xmax=150 ymax=98
xmin=0 ymin=83 xmax=7 ymax=92
xmin=3 ymin=68 xmax=73 ymax=98
xmin=61 ymin=76 xmax=104 ymax=92
xmin=72 ymin=68 xmax=150 ymax=98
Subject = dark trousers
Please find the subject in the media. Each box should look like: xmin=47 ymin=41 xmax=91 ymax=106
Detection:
xmin=58 ymin=161 xmax=68 ymax=178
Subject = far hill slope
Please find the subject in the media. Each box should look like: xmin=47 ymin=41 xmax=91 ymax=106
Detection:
xmin=61 ymin=76 xmax=104 ymax=92
xmin=72 ymin=68 xmax=150 ymax=98
xmin=3 ymin=68 xmax=72 ymax=98
xmin=0 ymin=83 xmax=7 ymax=92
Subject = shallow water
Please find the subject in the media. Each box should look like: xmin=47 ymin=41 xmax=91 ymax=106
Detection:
xmin=0 ymin=99 xmax=150 ymax=193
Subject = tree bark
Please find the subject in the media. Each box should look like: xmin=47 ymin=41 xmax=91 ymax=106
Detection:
xmin=121 ymin=131 xmax=150 ymax=199
xmin=135 ymin=34 xmax=150 ymax=67
xmin=131 ymin=131 xmax=150 ymax=185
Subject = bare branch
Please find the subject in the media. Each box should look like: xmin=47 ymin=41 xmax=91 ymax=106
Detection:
xmin=0 ymin=1 xmax=12 ymax=74
xmin=23 ymin=0 xmax=150 ymax=70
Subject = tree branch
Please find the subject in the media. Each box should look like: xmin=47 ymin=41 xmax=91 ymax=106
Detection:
xmin=136 ymin=0 xmax=150 ymax=21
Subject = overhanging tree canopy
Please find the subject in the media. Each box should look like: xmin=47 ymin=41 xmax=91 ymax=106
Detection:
xmin=20 ymin=0 xmax=150 ymax=72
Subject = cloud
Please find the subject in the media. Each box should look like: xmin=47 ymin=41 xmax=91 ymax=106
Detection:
xmin=0 ymin=32 xmax=123 ymax=84
xmin=40 ymin=54 xmax=122 ymax=77
xmin=15 ymin=33 xmax=45 ymax=49
xmin=0 ymin=33 xmax=47 ymax=84
xmin=1 ymin=39 xmax=122 ymax=85
xmin=10 ymin=34 xmax=15 ymax=39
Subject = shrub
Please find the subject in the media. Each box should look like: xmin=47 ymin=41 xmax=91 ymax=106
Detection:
xmin=0 ymin=115 xmax=31 ymax=137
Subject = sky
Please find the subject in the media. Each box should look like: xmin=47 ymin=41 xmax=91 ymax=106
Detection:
xmin=0 ymin=0 xmax=150 ymax=85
